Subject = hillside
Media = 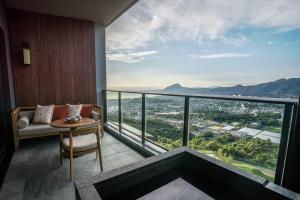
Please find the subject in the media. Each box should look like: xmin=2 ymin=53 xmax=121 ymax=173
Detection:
xmin=163 ymin=78 xmax=300 ymax=98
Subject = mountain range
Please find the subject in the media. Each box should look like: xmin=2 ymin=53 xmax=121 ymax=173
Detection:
xmin=162 ymin=78 xmax=300 ymax=99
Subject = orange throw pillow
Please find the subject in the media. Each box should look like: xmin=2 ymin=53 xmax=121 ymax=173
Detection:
xmin=80 ymin=104 xmax=94 ymax=118
xmin=52 ymin=105 xmax=69 ymax=121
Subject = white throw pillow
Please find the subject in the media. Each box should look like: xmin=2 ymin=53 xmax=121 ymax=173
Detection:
xmin=33 ymin=105 xmax=54 ymax=124
xmin=68 ymin=104 xmax=83 ymax=117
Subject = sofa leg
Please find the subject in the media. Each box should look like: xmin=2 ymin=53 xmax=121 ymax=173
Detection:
xmin=14 ymin=138 xmax=20 ymax=151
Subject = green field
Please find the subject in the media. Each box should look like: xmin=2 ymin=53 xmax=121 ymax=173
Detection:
xmin=202 ymin=150 xmax=275 ymax=182
xmin=263 ymin=126 xmax=282 ymax=134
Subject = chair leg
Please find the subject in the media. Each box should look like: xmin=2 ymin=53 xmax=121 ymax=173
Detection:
xmin=59 ymin=133 xmax=64 ymax=165
xmin=59 ymin=144 xmax=63 ymax=165
xmin=69 ymin=151 xmax=74 ymax=181
xmin=96 ymin=150 xmax=99 ymax=160
xmin=98 ymin=146 xmax=103 ymax=172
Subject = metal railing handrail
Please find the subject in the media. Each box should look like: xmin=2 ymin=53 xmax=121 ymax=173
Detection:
xmin=106 ymin=89 xmax=298 ymax=105
xmin=104 ymin=89 xmax=299 ymax=186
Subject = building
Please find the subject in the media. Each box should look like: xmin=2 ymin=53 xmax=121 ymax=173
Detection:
xmin=236 ymin=127 xmax=262 ymax=137
xmin=254 ymin=131 xmax=281 ymax=144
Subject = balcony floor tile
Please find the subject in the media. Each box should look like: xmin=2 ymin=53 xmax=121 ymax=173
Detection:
xmin=0 ymin=132 xmax=144 ymax=200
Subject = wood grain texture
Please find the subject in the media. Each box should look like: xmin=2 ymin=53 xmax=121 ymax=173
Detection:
xmin=8 ymin=10 xmax=96 ymax=107
xmin=50 ymin=118 xmax=95 ymax=129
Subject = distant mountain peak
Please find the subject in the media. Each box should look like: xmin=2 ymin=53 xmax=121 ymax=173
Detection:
xmin=164 ymin=83 xmax=182 ymax=90
xmin=235 ymin=84 xmax=243 ymax=87
xmin=274 ymin=78 xmax=287 ymax=82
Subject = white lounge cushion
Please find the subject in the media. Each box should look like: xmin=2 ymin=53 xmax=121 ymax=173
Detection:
xmin=91 ymin=111 xmax=100 ymax=121
xmin=19 ymin=124 xmax=68 ymax=136
xmin=17 ymin=116 xmax=30 ymax=129
xmin=19 ymin=111 xmax=35 ymax=122
xmin=62 ymin=134 xmax=97 ymax=152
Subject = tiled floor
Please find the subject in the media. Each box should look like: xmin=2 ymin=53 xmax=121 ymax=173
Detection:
xmin=0 ymin=132 xmax=145 ymax=200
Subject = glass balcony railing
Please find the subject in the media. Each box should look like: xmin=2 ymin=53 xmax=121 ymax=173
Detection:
xmin=121 ymin=92 xmax=142 ymax=138
xmin=145 ymin=95 xmax=184 ymax=150
xmin=188 ymin=98 xmax=285 ymax=182
xmin=106 ymin=91 xmax=119 ymax=126
xmin=105 ymin=89 xmax=298 ymax=184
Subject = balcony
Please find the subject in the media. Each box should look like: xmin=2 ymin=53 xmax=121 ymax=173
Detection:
xmin=0 ymin=0 xmax=300 ymax=199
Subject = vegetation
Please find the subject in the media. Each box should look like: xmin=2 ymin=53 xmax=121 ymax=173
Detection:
xmin=263 ymin=126 xmax=282 ymax=133
xmin=189 ymin=133 xmax=278 ymax=168
xmin=190 ymin=111 xmax=282 ymax=128
xmin=106 ymin=98 xmax=282 ymax=182
xmin=116 ymin=116 xmax=279 ymax=169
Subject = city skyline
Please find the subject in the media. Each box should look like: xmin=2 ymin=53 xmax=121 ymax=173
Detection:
xmin=106 ymin=0 xmax=300 ymax=90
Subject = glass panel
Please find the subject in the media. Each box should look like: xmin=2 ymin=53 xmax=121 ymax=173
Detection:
xmin=188 ymin=98 xmax=284 ymax=182
xmin=106 ymin=91 xmax=119 ymax=127
xmin=145 ymin=95 xmax=184 ymax=150
xmin=121 ymin=93 xmax=142 ymax=138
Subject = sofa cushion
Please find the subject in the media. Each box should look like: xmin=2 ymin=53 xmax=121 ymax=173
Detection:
xmin=91 ymin=111 xmax=100 ymax=121
xmin=68 ymin=104 xmax=82 ymax=117
xmin=52 ymin=105 xmax=69 ymax=121
xmin=17 ymin=116 xmax=30 ymax=129
xmin=62 ymin=134 xmax=97 ymax=152
xmin=33 ymin=105 xmax=54 ymax=124
xmin=19 ymin=124 xmax=68 ymax=136
xmin=80 ymin=104 xmax=94 ymax=118
xmin=19 ymin=111 xmax=35 ymax=122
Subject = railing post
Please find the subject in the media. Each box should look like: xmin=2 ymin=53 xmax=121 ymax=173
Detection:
xmin=103 ymin=90 xmax=107 ymax=123
xmin=142 ymin=93 xmax=146 ymax=145
xmin=282 ymin=102 xmax=298 ymax=187
xmin=183 ymin=96 xmax=190 ymax=146
xmin=118 ymin=92 xmax=122 ymax=133
xmin=275 ymin=104 xmax=294 ymax=185
xmin=281 ymin=97 xmax=300 ymax=192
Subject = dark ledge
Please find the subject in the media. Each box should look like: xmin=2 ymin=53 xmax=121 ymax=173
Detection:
xmin=75 ymin=147 xmax=300 ymax=200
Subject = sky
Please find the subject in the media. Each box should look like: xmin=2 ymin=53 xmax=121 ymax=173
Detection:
xmin=106 ymin=0 xmax=300 ymax=90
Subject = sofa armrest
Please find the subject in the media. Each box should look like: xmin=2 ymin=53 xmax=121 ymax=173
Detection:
xmin=11 ymin=107 xmax=20 ymax=131
xmin=11 ymin=106 xmax=37 ymax=150
xmin=93 ymin=105 xmax=104 ymax=134
xmin=11 ymin=107 xmax=20 ymax=150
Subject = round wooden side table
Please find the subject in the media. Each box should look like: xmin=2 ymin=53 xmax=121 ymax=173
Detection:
xmin=50 ymin=118 xmax=95 ymax=130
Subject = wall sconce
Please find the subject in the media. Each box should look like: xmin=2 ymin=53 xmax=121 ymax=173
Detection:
xmin=22 ymin=42 xmax=30 ymax=65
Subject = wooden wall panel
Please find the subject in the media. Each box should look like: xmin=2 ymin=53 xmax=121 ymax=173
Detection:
xmin=8 ymin=10 xmax=96 ymax=106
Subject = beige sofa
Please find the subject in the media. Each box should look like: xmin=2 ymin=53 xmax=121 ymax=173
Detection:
xmin=11 ymin=105 xmax=104 ymax=150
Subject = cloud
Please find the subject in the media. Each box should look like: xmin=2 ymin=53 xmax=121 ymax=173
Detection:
xmin=106 ymin=51 xmax=158 ymax=63
xmin=107 ymin=0 xmax=300 ymax=52
xmin=189 ymin=53 xmax=252 ymax=59
xmin=221 ymin=35 xmax=248 ymax=46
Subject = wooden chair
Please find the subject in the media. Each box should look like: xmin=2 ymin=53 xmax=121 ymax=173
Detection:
xmin=59 ymin=126 xmax=103 ymax=181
